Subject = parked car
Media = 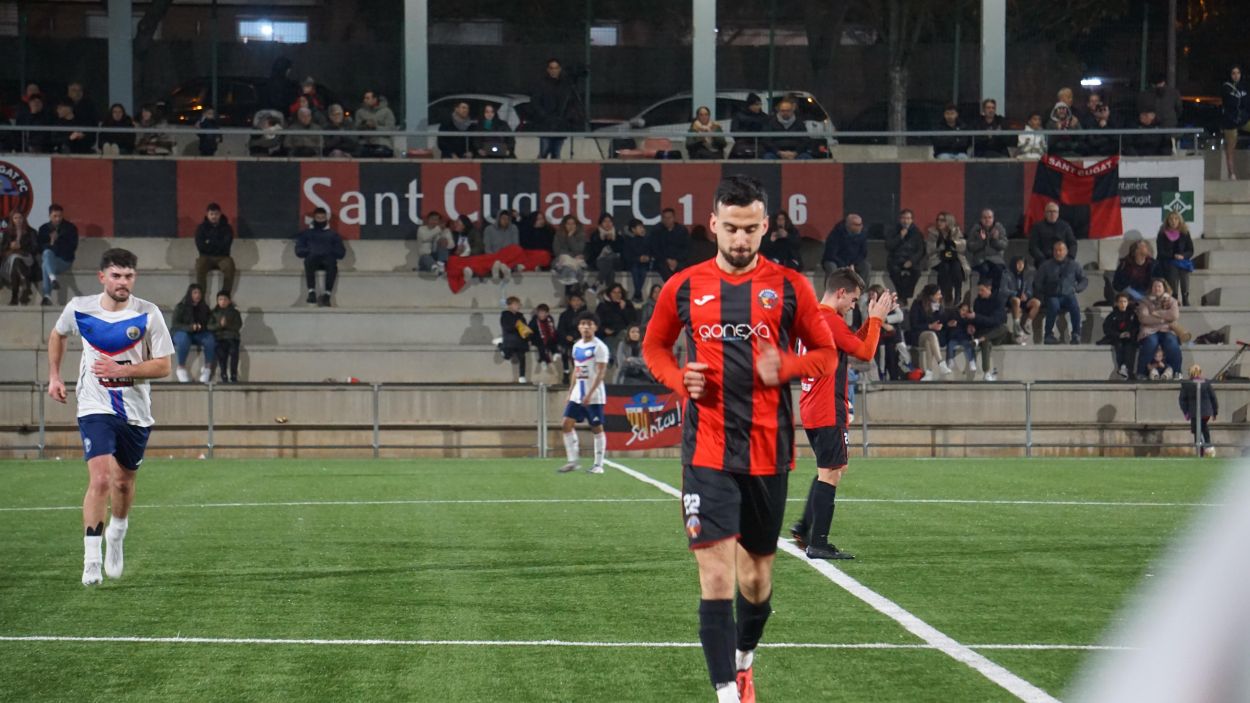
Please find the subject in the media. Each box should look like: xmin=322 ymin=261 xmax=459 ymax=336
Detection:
xmin=165 ymin=76 xmax=342 ymax=127
xmin=418 ymin=93 xmax=534 ymax=132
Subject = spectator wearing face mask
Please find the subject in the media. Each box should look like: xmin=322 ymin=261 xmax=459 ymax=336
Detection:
xmin=294 ymin=207 xmax=346 ymax=307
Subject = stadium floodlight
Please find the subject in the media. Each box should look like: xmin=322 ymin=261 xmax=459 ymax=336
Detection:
xmin=260 ymin=22 xmax=274 ymax=37
xmin=1080 ymin=77 xmax=1104 ymax=87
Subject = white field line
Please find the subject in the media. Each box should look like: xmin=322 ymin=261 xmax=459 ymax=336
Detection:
xmin=0 ymin=635 xmax=1129 ymax=652
xmin=0 ymin=496 xmax=1215 ymax=514
xmin=603 ymin=459 xmax=1062 ymax=703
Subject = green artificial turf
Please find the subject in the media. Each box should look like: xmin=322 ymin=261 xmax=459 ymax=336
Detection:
xmin=0 ymin=457 xmax=1229 ymax=702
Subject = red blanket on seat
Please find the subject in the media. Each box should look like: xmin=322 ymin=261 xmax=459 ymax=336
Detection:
xmin=446 ymin=245 xmax=553 ymax=293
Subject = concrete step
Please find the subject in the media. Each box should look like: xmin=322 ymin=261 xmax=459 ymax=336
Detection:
xmin=1204 ymin=179 xmax=1250 ymax=203
xmin=1201 ymin=213 xmax=1250 ymax=238
xmin=1207 ymin=202 xmax=1250 ymax=216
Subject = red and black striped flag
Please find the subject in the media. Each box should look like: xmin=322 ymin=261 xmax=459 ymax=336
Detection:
xmin=1024 ymin=155 xmax=1123 ymax=240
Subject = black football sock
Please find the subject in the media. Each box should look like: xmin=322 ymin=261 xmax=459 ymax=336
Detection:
xmin=85 ymin=521 xmax=104 ymax=537
xmin=735 ymin=590 xmax=773 ymax=656
xmin=809 ymin=482 xmax=838 ymax=547
xmin=798 ymin=475 xmax=818 ymax=533
xmin=698 ymin=599 xmax=736 ymax=688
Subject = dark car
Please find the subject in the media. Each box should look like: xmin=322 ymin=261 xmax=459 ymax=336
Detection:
xmin=165 ymin=76 xmax=342 ymax=127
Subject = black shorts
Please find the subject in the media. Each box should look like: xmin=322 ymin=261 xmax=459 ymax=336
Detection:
xmin=680 ymin=465 xmax=789 ymax=556
xmin=805 ymin=426 xmax=849 ymax=470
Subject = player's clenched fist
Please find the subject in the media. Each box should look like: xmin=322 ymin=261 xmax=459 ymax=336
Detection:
xmin=757 ymin=345 xmax=781 ymax=386
xmin=683 ymin=362 xmax=709 ymax=399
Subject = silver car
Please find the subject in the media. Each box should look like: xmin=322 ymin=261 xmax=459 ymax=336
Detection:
xmin=419 ymin=93 xmax=533 ymax=131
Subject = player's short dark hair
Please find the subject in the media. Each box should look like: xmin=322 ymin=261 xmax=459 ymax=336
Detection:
xmin=823 ymin=267 xmax=865 ymax=295
xmin=99 ymin=248 xmax=137 ymax=271
xmin=576 ymin=311 xmax=600 ymax=326
xmin=713 ymin=175 xmax=768 ymax=214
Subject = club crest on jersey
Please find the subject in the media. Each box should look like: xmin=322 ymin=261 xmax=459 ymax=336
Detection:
xmin=125 ymin=325 xmax=141 ymax=341
xmin=685 ymin=515 xmax=702 ymax=538
xmin=757 ymin=289 xmax=779 ymax=310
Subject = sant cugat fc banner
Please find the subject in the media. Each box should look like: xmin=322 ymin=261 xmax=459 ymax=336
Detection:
xmin=604 ymin=385 xmax=683 ymax=451
xmin=1024 ymin=155 xmax=1123 ymax=240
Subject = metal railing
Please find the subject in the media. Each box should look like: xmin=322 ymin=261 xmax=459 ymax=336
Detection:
xmin=1 ymin=379 xmax=1234 ymax=459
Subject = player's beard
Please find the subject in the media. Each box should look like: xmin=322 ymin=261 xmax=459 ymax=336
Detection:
xmin=719 ymin=243 xmax=759 ymax=270
xmin=107 ymin=287 xmax=131 ymax=303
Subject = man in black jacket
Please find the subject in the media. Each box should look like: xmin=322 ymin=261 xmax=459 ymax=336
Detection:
xmin=295 ymin=208 xmax=347 ymax=307
xmin=1028 ymin=202 xmax=1078 ymax=267
xmin=972 ymin=99 xmax=1012 ymax=158
xmin=933 ymin=104 xmax=971 ymax=159
xmin=761 ymin=98 xmax=816 ymax=159
xmin=534 ymin=59 xmax=580 ymax=159
xmin=647 ymin=209 xmax=690 ymax=281
xmin=37 ymin=204 xmax=78 ymax=305
xmin=16 ymin=94 xmax=54 ymax=153
xmin=194 ymin=203 xmax=237 ymax=295
xmin=962 ymin=280 xmax=1013 ymax=380
xmin=885 ymin=209 xmax=927 ymax=304
xmin=823 ymin=214 xmax=870 ymax=282
xmin=728 ymin=93 xmax=768 ymax=158
xmin=438 ymin=101 xmax=474 ymax=159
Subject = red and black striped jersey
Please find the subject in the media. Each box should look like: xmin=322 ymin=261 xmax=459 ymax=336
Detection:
xmin=642 ymin=256 xmax=838 ymax=476
xmin=798 ymin=307 xmax=882 ymax=429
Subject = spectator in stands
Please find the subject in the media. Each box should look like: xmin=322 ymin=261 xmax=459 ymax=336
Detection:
xmin=1046 ymin=102 xmax=1082 ymax=157
xmin=473 ymin=104 xmax=514 ymax=158
xmin=438 ymin=100 xmax=474 ymax=159
xmin=64 ymin=82 xmax=98 ymax=128
xmin=762 ymin=98 xmax=816 ymax=160
xmin=249 ymin=110 xmax=286 ymax=157
xmin=284 ymin=107 xmax=320 ymax=157
xmin=134 ymin=104 xmax=174 ymax=156
xmin=533 ymin=59 xmax=580 ymax=159
xmin=945 ymin=302 xmax=977 ymax=372
xmin=51 ymin=102 xmax=92 ymax=154
xmin=868 ymin=284 xmax=907 ymax=380
xmin=1136 ymin=278 xmax=1182 ymax=378
xmin=932 ymin=104 xmax=971 ymax=160
xmin=172 ymin=283 xmax=217 ymax=384
xmin=290 ymin=77 xmax=326 ymax=119
xmin=99 ymin=103 xmax=135 ymax=155
xmin=1079 ymin=94 xmax=1117 ymax=156
xmin=1028 ymin=202 xmax=1077 ymax=267
xmin=1057 ymin=86 xmax=1075 ymax=108
xmin=966 ymin=208 xmax=1007 ymax=292
xmin=1220 ymin=65 xmax=1248 ymax=180
xmin=615 ymin=325 xmax=651 ymax=384
xmin=556 ymin=291 xmax=587 ymax=381
xmin=194 ymin=203 xmax=236 ymax=295
xmin=619 ymin=218 xmax=651 ymax=302
xmin=208 ymin=290 xmax=242 ymax=383
xmin=1099 ymin=292 xmax=1140 ymax=379
xmin=1016 ymin=112 xmax=1047 ymax=160
xmin=595 ymin=283 xmax=637 ymax=352
xmin=1139 ymin=74 xmax=1182 ymax=129
xmin=972 ymin=98 xmax=1012 ymax=158
xmin=519 ymin=211 xmax=555 ymax=254
xmin=1002 ymin=256 xmax=1041 ymax=344
xmin=356 ymin=90 xmax=396 ymax=158
xmin=762 ymin=211 xmax=802 ymax=271
xmin=639 ymin=283 xmax=663 ymax=332
xmin=196 ymin=107 xmax=222 ymax=157
xmin=964 ymin=280 xmax=1012 ymax=380
xmin=552 ymin=215 xmax=588 ymax=287
xmin=686 ymin=105 xmax=726 ymax=159
xmin=587 ymin=213 xmax=623 ymax=291
xmin=1111 ymin=239 xmax=1156 ymax=301
xmin=728 ymin=93 xmax=768 ymax=159
xmin=907 ymin=284 xmax=950 ymax=379
xmin=323 ymin=104 xmax=357 ymax=157
xmin=1155 ymin=210 xmax=1194 ymax=306
xmin=928 ymin=211 xmax=968 ymax=305
xmin=451 ymin=214 xmax=483 ymax=257
xmin=823 ymin=213 xmax=870 ymax=282
xmin=499 ymin=296 xmax=533 ymax=383
xmin=295 ymin=207 xmax=346 ymax=307
xmin=416 ymin=211 xmax=453 ymax=274
xmin=36 ymin=204 xmax=77 ymax=306
xmin=648 ymin=208 xmax=690 ymax=281
xmin=16 ymin=93 xmax=53 ymax=153
xmin=886 ymin=208 xmax=927 ymax=305
xmin=1 ymin=211 xmax=37 ymax=305
xmin=1122 ymin=108 xmax=1172 ymax=157
xmin=1179 ymin=364 xmax=1218 ymax=457
xmin=529 ymin=303 xmax=561 ymax=375
xmin=1036 ymin=240 xmax=1088 ymax=344
xmin=484 ymin=211 xmax=521 ymax=280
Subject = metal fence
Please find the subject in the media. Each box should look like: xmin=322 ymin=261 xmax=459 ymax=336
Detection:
xmin=2 ymin=379 xmax=1232 ymax=460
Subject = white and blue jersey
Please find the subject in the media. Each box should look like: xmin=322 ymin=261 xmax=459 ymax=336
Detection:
xmin=567 ymin=337 xmax=610 ymax=405
xmin=54 ymin=293 xmax=174 ymax=427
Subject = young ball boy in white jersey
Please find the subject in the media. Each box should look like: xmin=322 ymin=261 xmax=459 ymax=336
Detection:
xmin=557 ymin=311 xmax=611 ymax=474
xmin=47 ymin=248 xmax=174 ymax=586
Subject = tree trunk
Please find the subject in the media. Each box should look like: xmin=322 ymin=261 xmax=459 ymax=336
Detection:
xmin=889 ymin=64 xmax=908 ymax=146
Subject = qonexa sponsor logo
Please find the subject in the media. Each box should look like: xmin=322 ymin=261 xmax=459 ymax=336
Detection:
xmin=697 ymin=322 xmax=772 ymax=342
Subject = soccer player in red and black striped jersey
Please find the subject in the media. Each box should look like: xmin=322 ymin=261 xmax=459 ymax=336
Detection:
xmin=792 ymin=268 xmax=895 ymax=561
xmin=643 ymin=176 xmax=839 ymax=703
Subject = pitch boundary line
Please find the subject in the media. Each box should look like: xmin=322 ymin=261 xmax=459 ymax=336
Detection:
xmin=0 ymin=635 xmax=1129 ymax=652
xmin=0 ymin=496 xmax=1216 ymax=513
xmin=603 ymin=459 xmax=1062 ymax=703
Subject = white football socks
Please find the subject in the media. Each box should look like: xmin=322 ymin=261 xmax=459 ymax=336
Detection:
xmin=735 ymin=648 xmax=754 ymax=671
xmin=715 ymin=682 xmax=740 ymax=703
xmin=563 ymin=431 xmax=580 ymax=463
xmin=593 ymin=432 xmax=606 ymax=467
xmin=84 ymin=535 xmax=102 ymax=564
xmin=108 ymin=515 xmax=128 ymax=536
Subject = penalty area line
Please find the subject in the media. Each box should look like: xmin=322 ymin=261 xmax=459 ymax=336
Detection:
xmin=603 ymin=459 xmax=1062 ymax=703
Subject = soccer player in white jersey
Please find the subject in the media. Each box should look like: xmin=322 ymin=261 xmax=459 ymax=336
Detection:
xmin=557 ymin=311 xmax=611 ymax=474
xmin=46 ymin=248 xmax=174 ymax=586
